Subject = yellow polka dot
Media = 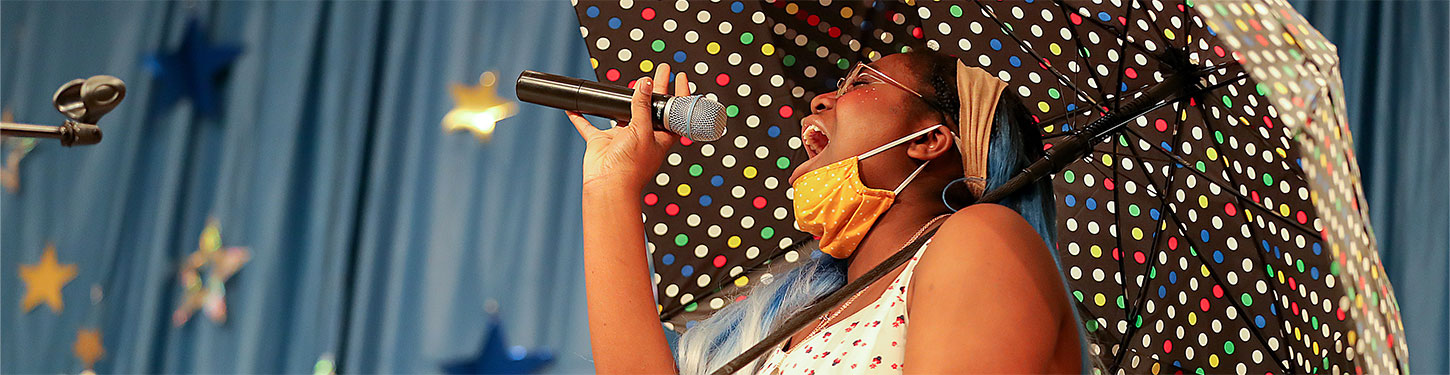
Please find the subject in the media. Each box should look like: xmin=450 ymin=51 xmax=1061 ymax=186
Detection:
xmin=1209 ymin=354 xmax=1219 ymax=367
xmin=707 ymin=42 xmax=721 ymax=55
xmin=744 ymin=166 xmax=758 ymax=179
xmin=1100 ymin=154 xmax=1114 ymax=166
xmin=640 ymin=60 xmax=654 ymax=72
xmin=1093 ymin=293 xmax=1106 ymax=306
xmin=840 ymin=7 xmax=853 ymax=18
xmin=1089 ymin=245 xmax=1103 ymax=258
xmin=1198 ymin=195 xmax=1209 ymax=208
xmin=1151 ymin=363 xmax=1160 ymax=374
xmin=1049 ymin=43 xmax=1062 ymax=55
xmin=657 ymin=304 xmax=663 ymax=313
xmin=761 ymin=43 xmax=775 ymax=56
xmin=1279 ymin=204 xmax=1290 ymax=217
xmin=1132 ymin=228 xmax=1144 ymax=240
xmin=1037 ymin=102 xmax=1050 ymax=113
xmin=1163 ymin=29 xmax=1176 ymax=40
xmin=1188 ymin=312 xmax=1197 ymax=325
xmin=735 ymin=276 xmax=749 ymax=287
xmin=785 ymin=3 xmax=798 ymax=14
xmin=590 ymin=58 xmax=599 ymax=69
xmin=1201 ymin=264 xmax=1211 ymax=277
xmin=728 ymin=236 xmax=741 ymax=248
xmin=1206 ymin=148 xmax=1219 ymax=160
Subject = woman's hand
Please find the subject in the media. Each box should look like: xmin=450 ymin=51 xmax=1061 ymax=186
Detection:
xmin=568 ymin=63 xmax=690 ymax=193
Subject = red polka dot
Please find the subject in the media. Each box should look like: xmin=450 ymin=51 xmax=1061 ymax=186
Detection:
xmin=665 ymin=203 xmax=680 ymax=216
xmin=1162 ymin=340 xmax=1172 ymax=353
xmin=713 ymin=255 xmax=727 ymax=267
xmin=641 ymin=8 xmax=655 ymax=20
xmin=1263 ymin=115 xmax=1275 ymax=128
xmin=1104 ymin=178 xmax=1115 ymax=190
xmin=735 ymin=295 xmax=748 ymax=302
xmin=1125 ymin=67 xmax=1138 ymax=79
xmin=828 ymin=27 xmax=841 ymax=38
xmin=680 ymin=137 xmax=693 ymax=146
xmin=1118 ymin=16 xmax=1128 ymax=25
xmin=752 ymin=196 xmax=767 ymax=209
xmin=779 ymin=105 xmax=794 ymax=118
xmin=606 ymin=69 xmax=621 ymax=81
xmin=911 ymin=26 xmax=923 ymax=39
xmin=1133 ymin=251 xmax=1146 ymax=264
xmin=643 ymin=193 xmax=658 ymax=206
xmin=1214 ymin=45 xmax=1226 ymax=57
xmin=807 ymin=14 xmax=820 ymax=26
xmin=1069 ymin=13 xmax=1082 ymax=25
xmin=1225 ymin=202 xmax=1238 ymax=216
xmin=1154 ymin=118 xmax=1169 ymax=132
xmin=1112 ymin=247 xmax=1121 ymax=261
xmin=1213 ymin=285 xmax=1224 ymax=298
xmin=715 ymin=73 xmax=730 ymax=86
xmin=1296 ymin=211 xmax=1308 ymax=224
xmin=1168 ymin=237 xmax=1179 ymax=250
xmin=1200 ymin=298 xmax=1211 ymax=311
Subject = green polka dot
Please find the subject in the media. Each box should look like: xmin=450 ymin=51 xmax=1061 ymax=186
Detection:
xmin=1078 ymin=47 xmax=1090 ymax=57
xmin=1214 ymin=130 xmax=1225 ymax=144
xmin=1221 ymin=95 xmax=1233 ymax=107
xmin=1073 ymin=290 xmax=1084 ymax=302
xmin=949 ymin=4 xmax=963 ymax=17
xmin=739 ymin=32 xmax=754 ymax=45
xmin=1129 ymin=204 xmax=1141 ymax=217
xmin=1195 ymin=161 xmax=1207 ymax=172
xmin=1085 ymin=320 xmax=1099 ymax=332
xmin=1116 ymin=295 xmax=1126 ymax=309
xmin=775 ymin=157 xmax=791 ymax=169
xmin=726 ymin=105 xmax=739 ymax=117
xmin=651 ymin=39 xmax=666 ymax=52
xmin=1118 ymin=135 xmax=1130 ymax=147
xmin=674 ymin=233 xmax=689 ymax=246
xmin=1048 ymin=88 xmax=1061 ymax=99
xmin=782 ymin=55 xmax=796 ymax=67
xmin=1134 ymin=315 xmax=1143 ymax=328
xmin=1264 ymin=173 xmax=1274 ymax=186
xmin=689 ymin=164 xmax=703 ymax=177
xmin=684 ymin=302 xmax=698 ymax=312
xmin=761 ymin=227 xmax=775 ymax=239
xmin=1063 ymin=170 xmax=1076 ymax=183
xmin=1241 ymin=293 xmax=1253 ymax=306
xmin=1224 ymin=341 xmax=1235 ymax=355
xmin=1266 ymin=264 xmax=1276 ymax=276
xmin=1296 ymin=259 xmax=1305 ymax=272
xmin=1256 ymin=83 xmax=1269 ymax=96
xmin=1186 ymin=0 xmax=1194 ymax=6
xmin=837 ymin=58 xmax=850 ymax=70
xmin=1148 ymin=267 xmax=1157 ymax=279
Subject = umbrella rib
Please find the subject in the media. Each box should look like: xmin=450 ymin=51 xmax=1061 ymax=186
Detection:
xmin=975 ymin=0 xmax=1103 ymax=112
xmin=1057 ymin=0 xmax=1177 ymax=69
xmin=1107 ymin=100 xmax=1191 ymax=372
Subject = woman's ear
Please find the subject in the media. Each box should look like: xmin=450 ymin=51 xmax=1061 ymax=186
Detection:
xmin=905 ymin=126 xmax=957 ymax=161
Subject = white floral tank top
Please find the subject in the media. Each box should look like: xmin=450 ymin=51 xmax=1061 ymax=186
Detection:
xmin=754 ymin=239 xmax=933 ymax=375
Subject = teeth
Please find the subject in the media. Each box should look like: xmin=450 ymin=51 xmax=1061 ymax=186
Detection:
xmin=803 ymin=124 xmax=828 ymax=156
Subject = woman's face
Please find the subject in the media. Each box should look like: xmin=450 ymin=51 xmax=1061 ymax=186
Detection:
xmin=789 ymin=54 xmax=937 ymax=185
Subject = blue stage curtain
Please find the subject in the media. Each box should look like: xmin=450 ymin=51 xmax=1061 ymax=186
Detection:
xmin=1 ymin=1 xmax=595 ymax=373
xmin=0 ymin=1 xmax=1444 ymax=374
xmin=1290 ymin=1 xmax=1450 ymax=373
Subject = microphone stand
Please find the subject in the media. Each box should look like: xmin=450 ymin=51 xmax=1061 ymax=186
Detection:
xmin=1 ymin=75 xmax=125 ymax=147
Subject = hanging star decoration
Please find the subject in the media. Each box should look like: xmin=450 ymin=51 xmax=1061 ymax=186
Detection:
xmin=443 ymin=71 xmax=518 ymax=142
xmin=441 ymin=316 xmax=554 ymax=374
xmin=74 ymin=328 xmax=105 ymax=372
xmin=144 ymin=18 xmax=243 ymax=118
xmin=1 ymin=108 xmax=37 ymax=194
xmin=19 ymin=243 xmax=77 ymax=313
xmin=173 ymin=219 xmax=250 ymax=326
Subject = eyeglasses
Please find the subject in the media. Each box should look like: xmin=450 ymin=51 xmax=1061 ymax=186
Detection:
xmin=835 ymin=62 xmax=926 ymax=99
xmin=836 ymin=62 xmax=956 ymax=125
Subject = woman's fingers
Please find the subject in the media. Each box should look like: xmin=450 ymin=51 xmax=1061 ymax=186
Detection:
xmin=628 ymin=77 xmax=656 ymax=142
xmin=674 ymin=72 xmax=690 ymax=96
xmin=568 ymin=111 xmax=602 ymax=140
xmin=652 ymin=64 xmax=671 ymax=95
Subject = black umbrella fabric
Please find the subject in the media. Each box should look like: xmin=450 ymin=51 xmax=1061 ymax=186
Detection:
xmin=573 ymin=0 xmax=1407 ymax=373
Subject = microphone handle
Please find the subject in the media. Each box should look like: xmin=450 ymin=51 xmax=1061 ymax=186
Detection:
xmin=516 ymin=70 xmax=668 ymax=128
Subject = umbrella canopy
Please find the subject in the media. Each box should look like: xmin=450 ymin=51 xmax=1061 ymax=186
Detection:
xmin=573 ymin=0 xmax=1407 ymax=373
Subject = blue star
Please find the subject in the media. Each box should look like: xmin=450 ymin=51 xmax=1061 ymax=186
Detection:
xmin=144 ymin=18 xmax=242 ymax=118
xmin=441 ymin=317 xmax=554 ymax=374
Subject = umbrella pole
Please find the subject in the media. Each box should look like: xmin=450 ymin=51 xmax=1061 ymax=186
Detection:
xmin=709 ymin=72 xmax=1199 ymax=375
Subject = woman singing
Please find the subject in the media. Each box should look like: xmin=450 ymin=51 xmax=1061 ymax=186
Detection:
xmin=567 ymin=51 xmax=1081 ymax=374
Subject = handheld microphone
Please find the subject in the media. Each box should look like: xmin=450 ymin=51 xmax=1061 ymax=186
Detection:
xmin=515 ymin=70 xmax=727 ymax=141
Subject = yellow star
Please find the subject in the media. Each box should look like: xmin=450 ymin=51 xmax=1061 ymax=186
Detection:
xmin=19 ymin=243 xmax=77 ymax=313
xmin=74 ymin=328 xmax=105 ymax=370
xmin=443 ymin=71 xmax=518 ymax=142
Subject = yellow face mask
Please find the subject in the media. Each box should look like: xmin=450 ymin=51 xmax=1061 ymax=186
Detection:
xmin=792 ymin=125 xmax=946 ymax=259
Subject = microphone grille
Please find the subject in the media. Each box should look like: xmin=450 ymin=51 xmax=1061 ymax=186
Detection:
xmin=664 ymin=95 xmax=728 ymax=141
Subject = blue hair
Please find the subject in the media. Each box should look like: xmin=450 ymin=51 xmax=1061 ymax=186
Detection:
xmin=674 ymin=91 xmax=1059 ymax=375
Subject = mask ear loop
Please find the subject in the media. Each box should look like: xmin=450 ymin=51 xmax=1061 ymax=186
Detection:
xmin=941 ymin=177 xmax=967 ymax=212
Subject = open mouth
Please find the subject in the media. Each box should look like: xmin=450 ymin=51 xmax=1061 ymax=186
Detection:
xmin=802 ymin=123 xmax=830 ymax=159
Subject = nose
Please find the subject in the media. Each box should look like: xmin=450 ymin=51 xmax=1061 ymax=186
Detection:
xmin=810 ymin=91 xmax=837 ymax=114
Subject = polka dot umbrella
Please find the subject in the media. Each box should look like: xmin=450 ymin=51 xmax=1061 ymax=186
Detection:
xmin=571 ymin=0 xmax=1408 ymax=373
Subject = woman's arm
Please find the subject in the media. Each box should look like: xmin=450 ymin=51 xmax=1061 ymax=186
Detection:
xmin=568 ymin=66 xmax=688 ymax=374
xmin=903 ymin=203 xmax=1075 ymax=373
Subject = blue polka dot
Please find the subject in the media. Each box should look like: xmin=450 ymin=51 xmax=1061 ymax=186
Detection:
xmin=1213 ymin=250 xmax=1224 ymax=264
xmin=1066 ymin=103 xmax=1078 ymax=111
xmin=608 ymin=17 xmax=622 ymax=29
xmin=1311 ymin=267 xmax=1320 ymax=280
xmin=699 ymin=195 xmax=712 ymax=207
xmin=1270 ymin=303 xmax=1279 ymax=316
xmin=710 ymin=175 xmax=724 ymax=187
xmin=1064 ymin=194 xmax=1077 ymax=207
xmin=1149 ymin=208 xmax=1161 ymax=220
xmin=1009 ymin=56 xmax=1021 ymax=67
xmin=1120 ymin=82 xmax=1128 ymax=92
xmin=1159 ymin=141 xmax=1173 ymax=152
xmin=1200 ymin=229 xmax=1210 ymax=243
xmin=989 ymin=39 xmax=1002 ymax=50
xmin=1061 ymin=124 xmax=1072 ymax=132
xmin=731 ymin=1 xmax=744 ymax=13
xmin=768 ymin=126 xmax=781 ymax=138
xmin=586 ymin=6 xmax=600 ymax=17
xmin=1085 ymin=198 xmax=1097 ymax=210
xmin=1312 ymin=242 xmax=1322 ymax=255
xmin=674 ymin=51 xmax=687 ymax=63
xmin=1158 ymin=285 xmax=1167 ymax=298
xmin=662 ymin=254 xmax=675 ymax=265
xmin=681 ymin=265 xmax=694 ymax=277
xmin=1254 ymin=315 xmax=1266 ymax=328
xmin=1098 ymin=12 xmax=1111 ymax=21
xmin=1168 ymin=271 xmax=1178 ymax=284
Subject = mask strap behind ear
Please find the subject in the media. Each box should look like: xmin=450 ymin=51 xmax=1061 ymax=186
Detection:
xmin=892 ymin=159 xmax=931 ymax=195
xmin=858 ymin=124 xmax=945 ymax=160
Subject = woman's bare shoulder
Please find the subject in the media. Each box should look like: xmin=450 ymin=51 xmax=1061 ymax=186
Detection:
xmin=913 ymin=203 xmax=1062 ymax=298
